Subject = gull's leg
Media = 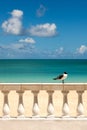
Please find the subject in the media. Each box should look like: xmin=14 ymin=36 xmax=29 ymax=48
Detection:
xmin=62 ymin=80 xmax=64 ymax=84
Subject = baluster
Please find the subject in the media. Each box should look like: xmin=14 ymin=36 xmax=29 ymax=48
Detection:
xmin=32 ymin=91 xmax=40 ymax=117
xmin=47 ymin=90 xmax=54 ymax=117
xmin=62 ymin=91 xmax=69 ymax=117
xmin=77 ymin=91 xmax=84 ymax=117
xmin=17 ymin=91 xmax=25 ymax=118
xmin=2 ymin=91 xmax=10 ymax=118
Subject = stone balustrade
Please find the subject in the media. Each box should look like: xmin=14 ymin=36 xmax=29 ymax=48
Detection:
xmin=0 ymin=83 xmax=87 ymax=118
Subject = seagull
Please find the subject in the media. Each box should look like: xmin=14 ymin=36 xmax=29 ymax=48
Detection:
xmin=53 ymin=72 xmax=68 ymax=83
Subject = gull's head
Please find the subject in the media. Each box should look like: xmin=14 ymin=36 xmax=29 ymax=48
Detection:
xmin=64 ymin=72 xmax=68 ymax=74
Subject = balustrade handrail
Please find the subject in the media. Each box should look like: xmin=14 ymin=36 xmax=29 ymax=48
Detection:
xmin=0 ymin=83 xmax=87 ymax=91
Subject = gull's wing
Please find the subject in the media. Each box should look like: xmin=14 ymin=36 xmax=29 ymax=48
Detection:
xmin=53 ymin=74 xmax=63 ymax=80
xmin=57 ymin=74 xmax=63 ymax=79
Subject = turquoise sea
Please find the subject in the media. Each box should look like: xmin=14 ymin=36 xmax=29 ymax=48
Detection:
xmin=0 ymin=59 xmax=87 ymax=83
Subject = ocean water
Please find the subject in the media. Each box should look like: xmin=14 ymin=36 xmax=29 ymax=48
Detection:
xmin=0 ymin=59 xmax=87 ymax=83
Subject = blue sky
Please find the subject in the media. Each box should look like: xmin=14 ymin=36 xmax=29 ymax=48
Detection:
xmin=0 ymin=0 xmax=87 ymax=59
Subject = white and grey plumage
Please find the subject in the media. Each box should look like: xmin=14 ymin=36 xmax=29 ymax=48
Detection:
xmin=53 ymin=72 xmax=68 ymax=83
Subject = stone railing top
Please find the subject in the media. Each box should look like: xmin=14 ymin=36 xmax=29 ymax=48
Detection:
xmin=0 ymin=83 xmax=87 ymax=91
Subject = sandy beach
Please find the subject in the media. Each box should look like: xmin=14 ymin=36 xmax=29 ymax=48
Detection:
xmin=0 ymin=90 xmax=87 ymax=117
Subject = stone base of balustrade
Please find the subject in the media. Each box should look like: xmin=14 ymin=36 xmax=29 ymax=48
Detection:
xmin=76 ymin=115 xmax=85 ymax=118
xmin=47 ymin=115 xmax=55 ymax=118
xmin=17 ymin=115 xmax=25 ymax=119
xmin=62 ymin=115 xmax=70 ymax=118
xmin=1 ymin=116 xmax=87 ymax=120
xmin=32 ymin=115 xmax=40 ymax=118
xmin=2 ymin=115 xmax=10 ymax=119
xmin=1 ymin=118 xmax=87 ymax=130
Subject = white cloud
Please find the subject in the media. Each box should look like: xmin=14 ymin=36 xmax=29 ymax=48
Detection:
xmin=2 ymin=18 xmax=22 ymax=35
xmin=2 ymin=9 xmax=23 ymax=35
xmin=55 ymin=47 xmax=64 ymax=54
xmin=29 ymin=23 xmax=57 ymax=37
xmin=36 ymin=4 xmax=46 ymax=17
xmin=2 ymin=10 xmax=58 ymax=38
xmin=42 ymin=47 xmax=64 ymax=58
xmin=11 ymin=9 xmax=23 ymax=18
xmin=19 ymin=37 xmax=35 ymax=44
xmin=0 ymin=38 xmax=36 ymax=53
xmin=0 ymin=43 xmax=25 ymax=50
xmin=77 ymin=45 xmax=87 ymax=54
xmin=11 ymin=43 xmax=25 ymax=50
